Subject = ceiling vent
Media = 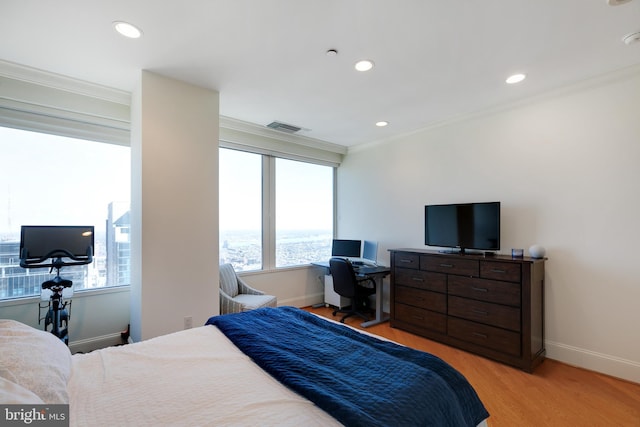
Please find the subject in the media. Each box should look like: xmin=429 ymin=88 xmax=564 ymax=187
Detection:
xmin=266 ymin=121 xmax=302 ymax=134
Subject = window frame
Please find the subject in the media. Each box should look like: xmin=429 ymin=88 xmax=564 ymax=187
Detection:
xmin=0 ymin=126 xmax=132 ymax=301
xmin=219 ymin=146 xmax=337 ymax=272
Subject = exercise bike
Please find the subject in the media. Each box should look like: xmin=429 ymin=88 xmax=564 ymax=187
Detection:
xmin=19 ymin=225 xmax=94 ymax=346
xmin=39 ymin=258 xmax=74 ymax=344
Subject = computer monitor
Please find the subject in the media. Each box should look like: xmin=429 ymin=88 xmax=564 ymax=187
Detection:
xmin=363 ymin=240 xmax=378 ymax=264
xmin=331 ymin=239 xmax=361 ymax=258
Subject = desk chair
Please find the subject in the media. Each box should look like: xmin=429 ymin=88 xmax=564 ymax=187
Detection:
xmin=329 ymin=257 xmax=376 ymax=323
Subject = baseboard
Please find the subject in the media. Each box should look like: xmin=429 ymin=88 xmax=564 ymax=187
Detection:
xmin=69 ymin=332 xmax=123 ymax=354
xmin=278 ymin=292 xmax=324 ymax=309
xmin=546 ymin=340 xmax=640 ymax=384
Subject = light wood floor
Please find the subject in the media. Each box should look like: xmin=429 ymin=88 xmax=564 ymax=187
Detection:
xmin=304 ymin=306 xmax=640 ymax=427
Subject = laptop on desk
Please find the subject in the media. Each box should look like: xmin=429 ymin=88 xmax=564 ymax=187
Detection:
xmin=358 ymin=240 xmax=378 ymax=266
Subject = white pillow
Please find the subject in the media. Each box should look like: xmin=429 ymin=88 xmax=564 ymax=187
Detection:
xmin=0 ymin=319 xmax=71 ymax=403
xmin=0 ymin=376 xmax=44 ymax=404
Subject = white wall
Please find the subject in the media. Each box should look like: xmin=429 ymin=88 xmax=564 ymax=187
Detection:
xmin=240 ymin=266 xmax=326 ymax=308
xmin=130 ymin=71 xmax=219 ymax=341
xmin=0 ymin=288 xmax=130 ymax=353
xmin=337 ymin=68 xmax=640 ymax=382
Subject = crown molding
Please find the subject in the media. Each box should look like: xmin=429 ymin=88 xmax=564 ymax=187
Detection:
xmin=0 ymin=59 xmax=130 ymax=105
xmin=351 ymin=63 xmax=640 ymax=153
xmin=220 ymin=115 xmax=347 ymax=155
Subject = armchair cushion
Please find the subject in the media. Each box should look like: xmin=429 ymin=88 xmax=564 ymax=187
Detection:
xmin=228 ymin=294 xmax=277 ymax=312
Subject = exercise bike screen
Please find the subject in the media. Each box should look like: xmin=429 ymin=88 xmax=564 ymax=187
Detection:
xmin=20 ymin=225 xmax=95 ymax=262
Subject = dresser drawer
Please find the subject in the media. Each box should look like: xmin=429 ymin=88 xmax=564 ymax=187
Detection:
xmin=394 ymin=268 xmax=446 ymax=293
xmin=394 ymin=252 xmax=420 ymax=269
xmin=448 ymin=276 xmax=520 ymax=306
xmin=480 ymin=261 xmax=521 ymax=282
xmin=395 ymin=303 xmax=446 ymax=333
xmin=448 ymin=317 xmax=521 ymax=357
xmin=448 ymin=295 xmax=520 ymax=331
xmin=421 ymin=256 xmax=479 ymax=276
xmin=396 ymin=286 xmax=446 ymax=313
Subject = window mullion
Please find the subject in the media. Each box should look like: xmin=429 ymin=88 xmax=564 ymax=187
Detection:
xmin=262 ymin=156 xmax=276 ymax=269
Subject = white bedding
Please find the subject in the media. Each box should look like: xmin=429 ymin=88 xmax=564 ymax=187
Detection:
xmin=68 ymin=325 xmax=341 ymax=426
xmin=2 ymin=317 xmax=488 ymax=426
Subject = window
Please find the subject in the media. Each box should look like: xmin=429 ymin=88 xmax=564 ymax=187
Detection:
xmin=219 ymin=148 xmax=334 ymax=271
xmin=219 ymin=149 xmax=263 ymax=270
xmin=0 ymin=126 xmax=131 ymax=300
xmin=275 ymin=158 xmax=333 ymax=267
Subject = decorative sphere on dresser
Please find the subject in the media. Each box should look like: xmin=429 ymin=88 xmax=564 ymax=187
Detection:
xmin=529 ymin=245 xmax=546 ymax=258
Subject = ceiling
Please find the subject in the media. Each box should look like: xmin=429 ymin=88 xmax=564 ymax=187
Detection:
xmin=1 ymin=0 xmax=639 ymax=147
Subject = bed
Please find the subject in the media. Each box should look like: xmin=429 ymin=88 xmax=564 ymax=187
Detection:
xmin=1 ymin=307 xmax=489 ymax=426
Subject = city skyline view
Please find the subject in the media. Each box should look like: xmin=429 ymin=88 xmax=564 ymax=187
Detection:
xmin=1 ymin=126 xmax=336 ymax=297
xmin=0 ymin=126 xmax=131 ymax=298
xmin=220 ymin=228 xmax=332 ymax=271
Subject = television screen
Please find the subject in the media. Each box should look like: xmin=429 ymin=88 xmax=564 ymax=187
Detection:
xmin=20 ymin=225 xmax=95 ymax=263
xmin=425 ymin=202 xmax=500 ymax=253
xmin=331 ymin=239 xmax=361 ymax=258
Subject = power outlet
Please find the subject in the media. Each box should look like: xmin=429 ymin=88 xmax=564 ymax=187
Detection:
xmin=184 ymin=316 xmax=193 ymax=329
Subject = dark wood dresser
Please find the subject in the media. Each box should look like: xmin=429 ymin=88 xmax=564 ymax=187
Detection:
xmin=389 ymin=248 xmax=545 ymax=372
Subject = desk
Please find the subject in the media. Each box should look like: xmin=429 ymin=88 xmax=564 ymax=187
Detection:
xmin=311 ymin=261 xmax=390 ymax=328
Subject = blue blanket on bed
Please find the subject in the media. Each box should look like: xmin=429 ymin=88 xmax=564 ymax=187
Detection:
xmin=206 ymin=307 xmax=489 ymax=427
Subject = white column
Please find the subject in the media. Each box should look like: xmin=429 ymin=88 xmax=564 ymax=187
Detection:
xmin=130 ymin=71 xmax=219 ymax=341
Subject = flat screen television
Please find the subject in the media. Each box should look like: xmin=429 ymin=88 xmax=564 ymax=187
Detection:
xmin=424 ymin=202 xmax=500 ymax=254
xmin=331 ymin=239 xmax=361 ymax=258
xmin=20 ymin=225 xmax=95 ymax=265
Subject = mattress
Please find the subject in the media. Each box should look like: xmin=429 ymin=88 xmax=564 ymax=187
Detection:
xmin=68 ymin=325 xmax=341 ymax=426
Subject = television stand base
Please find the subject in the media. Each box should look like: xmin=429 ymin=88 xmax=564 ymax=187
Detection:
xmin=437 ymin=249 xmax=484 ymax=255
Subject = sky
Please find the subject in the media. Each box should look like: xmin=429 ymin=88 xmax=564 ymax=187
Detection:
xmin=0 ymin=126 xmax=130 ymax=237
xmin=1 ymin=126 xmax=331 ymax=239
xmin=219 ymin=147 xmax=333 ymax=232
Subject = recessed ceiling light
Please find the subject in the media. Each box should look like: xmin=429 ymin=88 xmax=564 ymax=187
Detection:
xmin=506 ymin=73 xmax=526 ymax=84
xmin=622 ymin=31 xmax=640 ymax=45
xmin=355 ymin=60 xmax=375 ymax=72
xmin=375 ymin=121 xmax=389 ymax=127
xmin=326 ymin=49 xmax=338 ymax=57
xmin=113 ymin=21 xmax=143 ymax=39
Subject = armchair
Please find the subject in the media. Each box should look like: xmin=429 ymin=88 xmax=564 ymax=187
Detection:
xmin=219 ymin=263 xmax=277 ymax=314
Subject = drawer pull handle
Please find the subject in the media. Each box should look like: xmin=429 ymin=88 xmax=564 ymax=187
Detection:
xmin=400 ymin=259 xmax=413 ymax=263
xmin=491 ymin=269 xmax=506 ymax=274
xmin=412 ymin=315 xmax=424 ymax=321
xmin=472 ymin=332 xmax=488 ymax=339
xmin=472 ymin=309 xmax=488 ymax=316
xmin=471 ymin=287 xmax=488 ymax=292
xmin=412 ymin=277 xmax=424 ymax=282
xmin=440 ymin=263 xmax=454 ymax=268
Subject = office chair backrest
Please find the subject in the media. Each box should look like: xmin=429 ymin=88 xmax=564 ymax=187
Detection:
xmin=329 ymin=257 xmax=358 ymax=298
